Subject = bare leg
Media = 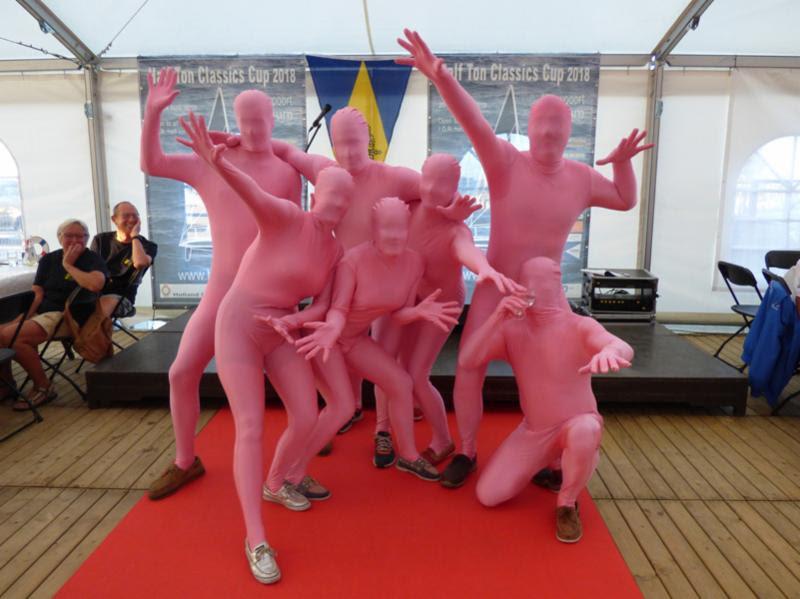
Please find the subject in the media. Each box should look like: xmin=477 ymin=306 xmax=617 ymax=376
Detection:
xmin=11 ymin=321 xmax=50 ymax=389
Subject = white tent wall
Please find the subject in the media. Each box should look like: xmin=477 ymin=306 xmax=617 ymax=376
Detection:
xmin=588 ymin=69 xmax=648 ymax=271
xmin=651 ymin=69 xmax=733 ymax=318
xmin=0 ymin=72 xmax=96 ymax=251
xmin=99 ymin=70 xmax=152 ymax=309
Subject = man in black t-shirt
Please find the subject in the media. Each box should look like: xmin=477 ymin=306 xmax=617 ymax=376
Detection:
xmin=0 ymin=219 xmax=108 ymax=409
xmin=90 ymin=201 xmax=157 ymax=318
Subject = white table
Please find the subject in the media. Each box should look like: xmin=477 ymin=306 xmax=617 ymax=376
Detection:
xmin=0 ymin=265 xmax=36 ymax=297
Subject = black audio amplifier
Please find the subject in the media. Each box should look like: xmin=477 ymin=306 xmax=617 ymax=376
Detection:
xmin=581 ymin=269 xmax=658 ymax=322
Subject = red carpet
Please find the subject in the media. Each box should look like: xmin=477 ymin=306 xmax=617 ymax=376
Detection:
xmin=58 ymin=408 xmax=641 ymax=598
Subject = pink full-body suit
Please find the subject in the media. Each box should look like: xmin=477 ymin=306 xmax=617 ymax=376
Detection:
xmin=459 ymin=257 xmax=633 ymax=510
xmin=272 ymin=108 xmax=471 ymax=419
xmin=140 ymin=68 xmax=301 ymax=473
xmin=179 ymin=113 xmax=354 ymax=551
xmin=398 ymin=30 xmax=652 ymax=463
xmin=387 ymin=154 xmax=522 ymax=457
xmin=293 ymin=198 xmax=461 ymax=466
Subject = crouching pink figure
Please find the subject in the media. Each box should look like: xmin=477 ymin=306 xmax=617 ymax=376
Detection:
xmin=180 ymin=113 xmax=353 ymax=584
xmin=459 ymin=257 xmax=633 ymax=543
xmin=374 ymin=154 xmax=523 ymax=465
xmin=295 ymin=198 xmax=462 ymax=481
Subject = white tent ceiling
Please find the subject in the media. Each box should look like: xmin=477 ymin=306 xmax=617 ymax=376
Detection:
xmin=1 ymin=0 xmax=798 ymax=64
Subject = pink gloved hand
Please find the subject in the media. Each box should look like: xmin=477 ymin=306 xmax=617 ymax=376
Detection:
xmin=146 ymin=67 xmax=180 ymax=113
xmin=294 ymin=321 xmax=340 ymax=363
xmin=209 ymin=131 xmax=241 ymax=148
xmin=476 ymin=266 xmax=526 ymax=295
xmin=492 ymin=294 xmax=533 ymax=320
xmin=413 ymin=289 xmax=462 ymax=332
xmin=578 ymin=348 xmax=632 ymax=374
xmin=254 ymin=313 xmax=299 ymax=345
xmin=437 ymin=194 xmax=481 ymax=222
xmin=396 ymin=29 xmax=446 ymax=82
xmin=177 ymin=112 xmax=227 ymax=167
xmin=596 ymin=129 xmax=654 ymax=165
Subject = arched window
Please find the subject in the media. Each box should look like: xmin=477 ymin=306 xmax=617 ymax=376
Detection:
xmin=0 ymin=141 xmax=25 ymax=264
xmin=723 ymin=135 xmax=800 ymax=278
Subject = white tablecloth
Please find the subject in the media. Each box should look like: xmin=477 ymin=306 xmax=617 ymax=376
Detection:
xmin=0 ymin=265 xmax=36 ymax=297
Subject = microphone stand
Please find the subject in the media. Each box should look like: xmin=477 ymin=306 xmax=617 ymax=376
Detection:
xmin=306 ymin=104 xmax=331 ymax=152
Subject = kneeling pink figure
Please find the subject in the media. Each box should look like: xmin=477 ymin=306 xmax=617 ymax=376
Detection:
xmin=459 ymin=257 xmax=633 ymax=542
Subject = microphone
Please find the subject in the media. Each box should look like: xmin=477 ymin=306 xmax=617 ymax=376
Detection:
xmin=309 ymin=104 xmax=332 ymax=131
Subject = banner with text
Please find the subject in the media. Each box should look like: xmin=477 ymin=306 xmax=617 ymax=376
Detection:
xmin=138 ymin=57 xmax=306 ymax=307
xmin=429 ymin=54 xmax=600 ymax=300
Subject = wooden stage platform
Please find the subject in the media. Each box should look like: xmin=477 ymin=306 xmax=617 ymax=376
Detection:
xmin=86 ymin=311 xmax=748 ymax=415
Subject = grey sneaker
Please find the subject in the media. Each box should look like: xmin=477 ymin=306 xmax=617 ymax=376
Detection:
xmin=396 ymin=456 xmax=440 ymax=481
xmin=373 ymin=431 xmax=396 ymax=468
xmin=245 ymin=540 xmax=281 ymax=584
xmin=262 ymin=481 xmax=311 ymax=511
xmin=295 ymin=475 xmax=331 ymax=501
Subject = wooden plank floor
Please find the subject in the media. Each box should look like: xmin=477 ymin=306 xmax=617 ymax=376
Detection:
xmin=0 ymin=330 xmax=799 ymax=597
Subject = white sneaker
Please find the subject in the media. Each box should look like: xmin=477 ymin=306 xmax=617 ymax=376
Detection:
xmin=262 ymin=481 xmax=311 ymax=511
xmin=245 ymin=540 xmax=281 ymax=584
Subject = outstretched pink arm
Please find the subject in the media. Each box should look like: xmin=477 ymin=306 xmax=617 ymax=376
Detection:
xmin=451 ymin=225 xmax=524 ymax=295
xmin=590 ymin=128 xmax=654 ymax=210
xmin=393 ymin=288 xmax=462 ymax=332
xmin=397 ymin=29 xmax=512 ymax=184
xmin=577 ymin=318 xmax=634 ymax=374
xmin=140 ymin=67 xmax=202 ymax=183
xmin=271 ymin=139 xmax=334 ymax=184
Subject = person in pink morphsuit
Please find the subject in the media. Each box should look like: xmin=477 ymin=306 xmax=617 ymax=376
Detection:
xmin=373 ymin=154 xmax=524 ymax=467
xmin=179 ymin=113 xmax=354 ymax=584
xmin=459 ymin=257 xmax=633 ymax=543
xmin=398 ymin=29 xmax=652 ymax=488
xmin=141 ymin=68 xmax=301 ymax=501
xmin=292 ymin=197 xmax=462 ymax=480
xmin=268 ymin=107 xmax=475 ymax=432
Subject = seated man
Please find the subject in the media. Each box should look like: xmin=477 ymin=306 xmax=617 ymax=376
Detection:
xmin=90 ymin=201 xmax=157 ymax=318
xmin=459 ymin=257 xmax=633 ymax=542
xmin=0 ymin=219 xmax=108 ymax=409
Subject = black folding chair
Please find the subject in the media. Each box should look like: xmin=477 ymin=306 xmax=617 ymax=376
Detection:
xmin=716 ymin=261 xmax=763 ymax=371
xmin=765 ymin=250 xmax=800 ymax=271
xmin=0 ymin=291 xmax=43 ymax=441
xmin=762 ymin=268 xmax=791 ymax=294
xmin=111 ymin=268 xmax=146 ymax=347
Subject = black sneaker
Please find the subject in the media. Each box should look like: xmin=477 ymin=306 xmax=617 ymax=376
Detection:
xmin=373 ymin=431 xmax=396 ymax=468
xmin=338 ymin=408 xmax=363 ymax=434
xmin=440 ymin=453 xmax=477 ymax=489
xmin=396 ymin=457 xmax=440 ymax=481
xmin=531 ymin=468 xmax=562 ymax=492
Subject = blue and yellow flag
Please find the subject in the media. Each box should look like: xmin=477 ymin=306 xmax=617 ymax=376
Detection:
xmin=306 ymin=56 xmax=412 ymax=162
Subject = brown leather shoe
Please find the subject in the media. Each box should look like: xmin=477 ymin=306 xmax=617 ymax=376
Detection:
xmin=556 ymin=503 xmax=582 ymax=543
xmin=148 ymin=457 xmax=206 ymax=500
xmin=420 ymin=442 xmax=456 ymax=466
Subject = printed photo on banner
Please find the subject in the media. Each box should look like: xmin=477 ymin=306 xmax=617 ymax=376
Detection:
xmin=429 ymin=54 xmax=600 ymax=300
xmin=138 ymin=57 xmax=306 ymax=307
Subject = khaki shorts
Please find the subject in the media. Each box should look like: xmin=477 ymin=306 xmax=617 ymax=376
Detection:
xmin=30 ymin=311 xmax=70 ymax=338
